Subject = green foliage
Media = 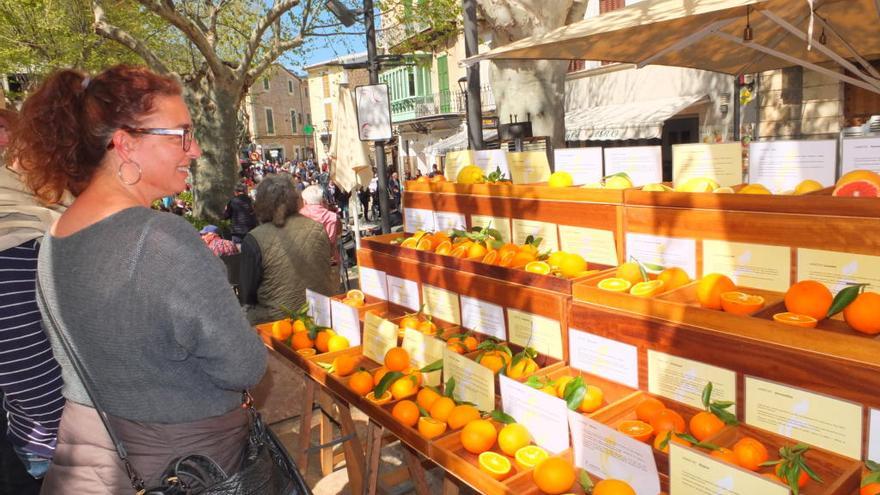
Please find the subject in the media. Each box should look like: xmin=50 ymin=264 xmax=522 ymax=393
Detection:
xmin=377 ymin=0 xmax=461 ymax=54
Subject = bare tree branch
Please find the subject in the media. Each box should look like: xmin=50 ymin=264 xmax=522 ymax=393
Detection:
xmin=246 ymin=35 xmax=304 ymax=82
xmin=238 ymin=0 xmax=300 ymax=79
xmin=92 ymin=1 xmax=171 ymax=73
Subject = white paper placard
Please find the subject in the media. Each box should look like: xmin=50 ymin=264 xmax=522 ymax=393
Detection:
xmin=402 ymin=328 xmax=444 ymax=387
xmin=869 ymin=409 xmax=880 ymax=463
xmin=329 ymin=299 xmax=361 ymax=345
xmin=386 ymin=275 xmax=420 ymax=311
xmin=305 ymin=289 xmax=332 ymax=328
xmin=669 ymin=443 xmax=788 ymax=495
xmin=474 ymin=149 xmax=511 ymax=178
xmin=460 ymin=295 xmax=506 ymax=340
xmin=569 ymin=329 xmax=639 ymax=389
xmin=511 ymin=219 xmax=559 ymax=252
xmin=500 ymin=375 xmax=570 ymax=454
xmin=359 ymin=267 xmax=388 ymax=300
xmin=603 ymin=146 xmax=663 ymax=186
xmin=558 ymin=225 xmax=619 ymax=267
xmin=569 ymin=411 xmax=661 ymax=495
xmin=625 ymin=233 xmax=697 ymax=279
xmin=433 ymin=211 xmax=467 ymax=232
xmin=672 ymin=142 xmax=743 ymax=187
xmin=841 ymin=136 xmax=880 ymax=176
xmin=404 ymin=207 xmax=435 ymax=233
xmin=748 ymin=139 xmax=837 ymax=193
xmin=470 ymin=214 xmax=511 ymax=243
xmin=648 ymin=350 xmax=736 ymax=410
xmin=553 ymin=147 xmax=604 ymax=185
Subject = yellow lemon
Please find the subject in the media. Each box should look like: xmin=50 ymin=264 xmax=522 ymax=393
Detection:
xmin=456 ymin=165 xmax=485 ymax=185
xmin=548 ymin=171 xmax=574 ymax=188
xmin=794 ymin=179 xmax=823 ymax=195
xmin=558 ymin=253 xmax=587 ymax=279
xmin=738 ymin=183 xmax=772 ymax=195
xmin=604 ymin=175 xmax=633 ymax=190
xmin=497 ymin=423 xmax=532 ymax=456
xmin=642 ymin=183 xmax=672 ymax=192
xmin=676 ymin=177 xmax=719 ymax=193
xmin=327 ymin=335 xmax=350 ymax=352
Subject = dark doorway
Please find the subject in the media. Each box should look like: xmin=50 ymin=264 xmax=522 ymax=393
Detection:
xmin=661 ymin=116 xmax=699 ymax=181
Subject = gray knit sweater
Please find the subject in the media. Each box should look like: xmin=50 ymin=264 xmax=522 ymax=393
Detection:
xmin=37 ymin=207 xmax=266 ymax=423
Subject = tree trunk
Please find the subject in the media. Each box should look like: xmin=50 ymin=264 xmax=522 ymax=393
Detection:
xmin=186 ymin=77 xmax=242 ymax=220
xmin=491 ymin=59 xmax=568 ymax=147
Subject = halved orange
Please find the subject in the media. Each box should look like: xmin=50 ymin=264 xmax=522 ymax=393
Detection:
xmin=773 ymin=312 xmax=818 ymax=328
xmin=477 ymin=451 xmax=511 ymax=480
xmin=417 ymin=416 xmax=448 ymax=439
xmin=365 ymin=391 xmax=393 ymax=405
xmin=498 ymin=251 xmax=516 ymax=267
xmin=416 ymin=237 xmax=433 ymax=251
xmin=450 ymin=244 xmax=470 ymax=258
xmin=720 ymin=291 xmax=765 ymax=315
xmin=524 ymin=261 xmax=552 ymax=275
xmin=434 ymin=240 xmax=452 ymax=256
xmin=346 ymin=289 xmax=365 ymax=302
xmin=482 ymin=250 xmax=499 ymax=265
xmin=400 ymin=237 xmax=418 ymax=249
xmin=514 ymin=445 xmax=548 ymax=471
xmin=617 ymin=419 xmax=654 ymax=443
xmin=296 ymin=348 xmax=317 ymax=357
xmin=630 ymin=280 xmax=665 ymax=297
xmin=597 ymin=277 xmax=632 ymax=292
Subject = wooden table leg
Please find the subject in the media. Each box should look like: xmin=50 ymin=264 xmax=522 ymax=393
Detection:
xmin=402 ymin=445 xmax=430 ymax=495
xmin=317 ymin=389 xmax=334 ymax=476
xmin=336 ymin=398 xmax=365 ymax=495
xmin=442 ymin=475 xmax=461 ymax=495
xmin=297 ymin=378 xmax=316 ymax=472
xmin=362 ymin=420 xmax=384 ymax=495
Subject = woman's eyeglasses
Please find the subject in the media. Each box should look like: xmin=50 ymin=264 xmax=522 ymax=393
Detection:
xmin=120 ymin=126 xmax=194 ymax=151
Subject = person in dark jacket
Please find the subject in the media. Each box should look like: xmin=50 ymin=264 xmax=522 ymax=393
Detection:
xmin=223 ymin=183 xmax=257 ymax=244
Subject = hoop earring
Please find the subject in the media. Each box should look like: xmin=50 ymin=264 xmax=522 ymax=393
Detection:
xmin=117 ymin=158 xmax=142 ymax=186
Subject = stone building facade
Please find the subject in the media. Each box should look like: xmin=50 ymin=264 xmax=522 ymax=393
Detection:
xmin=244 ymin=64 xmax=313 ymax=162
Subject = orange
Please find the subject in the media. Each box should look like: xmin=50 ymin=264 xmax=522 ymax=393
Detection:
xmin=784 ymin=280 xmax=833 ymax=320
xmin=652 ymin=430 xmax=691 ymax=453
xmin=292 ymin=319 xmax=307 ymax=333
xmin=629 ymin=280 xmax=665 ymax=297
xmin=720 ymin=291 xmax=765 ymax=315
xmin=460 ymin=419 xmax=497 ymax=454
xmin=497 ymin=423 xmax=531 ymax=456
xmin=348 ymin=370 xmax=374 ymax=396
xmin=462 ymin=335 xmax=478 ymax=351
xmin=346 ymin=289 xmax=365 ymax=302
xmin=431 ymin=174 xmax=447 ymax=183
xmin=710 ymin=447 xmax=737 ymax=464
xmin=446 ymin=342 xmax=465 ymax=354
xmin=616 ymin=261 xmax=644 ymax=285
xmin=505 ymin=357 xmax=539 ymax=379
xmin=399 ymin=315 xmax=421 ymax=330
xmin=416 ymin=387 xmax=441 ymax=411
xmin=510 ymin=251 xmax=536 ymax=268
xmin=332 ymin=355 xmax=357 ymax=377
xmin=467 ymin=242 xmax=488 ymax=259
xmin=597 ymin=277 xmax=632 ymax=292
xmin=402 ymin=367 xmax=423 ymax=387
xmin=415 ymin=237 xmax=433 ymax=251
xmin=498 ymin=243 xmax=519 ymax=257
xmin=384 ymin=347 xmax=410 ymax=371
xmin=514 ymin=445 xmax=548 ymax=471
xmin=478 ymin=451 xmax=511 ymax=480
xmin=532 ymin=457 xmax=576 ymax=495
xmin=390 ymin=374 xmax=419 ymax=400
xmin=447 ymin=404 xmax=481 ymax=430
xmin=296 ymin=348 xmax=316 ymax=357
xmin=435 ymin=240 xmax=452 ymax=256
xmin=689 ymin=411 xmax=725 ymax=441
xmin=657 ymin=267 xmax=691 ymax=291
xmin=314 ymin=329 xmax=336 ymax=353
xmin=519 ymin=243 xmax=539 ymax=256
xmin=617 ymin=420 xmax=653 ymax=443
xmin=418 ymin=320 xmax=437 ymax=336
xmin=429 ymin=396 xmax=456 ymax=422
xmin=732 ymin=437 xmax=768 ymax=471
xmin=776 ymin=463 xmax=809 ymax=489
xmin=481 ymin=250 xmax=498 ymax=265
xmin=554 ymin=376 xmax=575 ymax=398
xmin=449 ymin=244 xmax=469 ymax=258
xmin=635 ymin=397 xmax=666 ymax=423
xmin=400 ymin=237 xmax=418 ymax=249
xmin=861 ymin=481 xmax=880 ymax=495
xmin=579 ymin=385 xmax=604 ymax=413
xmin=772 ymin=312 xmax=818 ymax=328
xmin=477 ymin=350 xmax=510 ymax=374
xmin=524 ymin=261 xmax=551 ymax=275
xmin=372 ymin=366 xmax=390 ymax=386
xmin=271 ymin=319 xmax=293 ymax=341
xmin=650 ymin=409 xmax=685 ymax=433
xmin=327 ymin=335 xmax=349 ymax=352
xmin=498 ymin=251 xmax=516 ymax=267
xmin=391 ymin=400 xmax=420 ymax=427
xmin=291 ymin=332 xmax=314 ymax=350
xmin=417 ymin=416 xmax=447 ymax=439
xmin=844 ymin=291 xmax=880 ymax=335
xmin=593 ymin=479 xmax=636 ymax=495
xmin=697 ymin=273 xmax=737 ymax=310
xmin=365 ymin=390 xmax=392 ymax=405
xmin=342 ymin=297 xmax=364 ymax=307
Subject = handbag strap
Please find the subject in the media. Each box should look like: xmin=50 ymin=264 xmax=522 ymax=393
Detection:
xmin=35 ymin=274 xmax=147 ymax=492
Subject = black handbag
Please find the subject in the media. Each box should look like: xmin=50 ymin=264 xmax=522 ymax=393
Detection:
xmin=37 ymin=277 xmax=311 ymax=495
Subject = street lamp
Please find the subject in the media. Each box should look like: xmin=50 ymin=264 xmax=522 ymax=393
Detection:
xmin=319 ymin=119 xmax=332 ymax=152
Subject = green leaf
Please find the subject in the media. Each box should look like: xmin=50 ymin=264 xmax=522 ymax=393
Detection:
xmin=867 ymin=460 xmax=880 ymax=473
xmin=709 ymin=404 xmax=739 ymax=425
xmin=702 ymin=382 xmax=713 ymax=410
xmin=374 ymin=371 xmax=404 ymax=398
xmin=578 ymin=470 xmax=594 ymax=492
xmin=712 ymin=400 xmax=735 ymax=409
xmin=444 ymin=377 xmax=456 ymax=398
xmin=563 ymin=377 xmax=586 ymax=411
xmin=524 ymin=376 xmax=544 ymax=389
xmin=862 ymin=470 xmax=880 ymax=486
xmin=642 ymin=262 xmax=666 ymax=272
xmin=603 ymin=172 xmax=632 ymax=181
xmin=487 ymin=229 xmax=502 ymax=241
xmin=317 ymin=362 xmax=333 ymax=371
xmin=827 ymin=284 xmax=867 ymax=317
xmin=658 ymin=430 xmax=673 ymax=450
xmin=418 ymin=405 xmax=430 ymax=417
xmin=489 ymin=409 xmax=517 ymax=424
xmin=420 ymin=359 xmax=444 ymax=373
xmin=676 ymin=432 xmax=701 ymax=444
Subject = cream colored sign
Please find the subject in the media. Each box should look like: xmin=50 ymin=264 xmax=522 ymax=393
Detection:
xmin=507 ymin=151 xmax=551 ymax=184
xmin=402 ymin=329 xmax=444 ymax=387
xmin=797 ymin=248 xmax=880 ymax=294
xmin=362 ymin=312 xmax=399 ymax=364
xmin=669 ymin=443 xmax=789 ymax=495
xmin=625 ymin=233 xmax=697 ymax=279
xmin=421 ymin=284 xmax=461 ymax=325
xmin=558 ymin=225 xmax=619 ymax=266
xmin=512 ymin=219 xmax=559 ymax=252
xmin=672 ymin=142 xmax=743 ymax=187
xmin=433 ymin=211 xmax=467 ymax=232
xmin=470 ymin=214 xmax=511 ymax=243
xmin=358 ymin=267 xmax=388 ymax=301
xmin=403 ymin=207 xmax=435 ymax=233
xmin=306 ymin=289 xmax=332 ymax=328
xmin=869 ymin=409 xmax=880 ymax=463
xmin=443 ymin=150 xmax=476 ymax=182
xmin=443 ymin=347 xmax=495 ymax=412
xmin=569 ymin=329 xmax=639 ymax=389
xmin=748 ymin=139 xmax=837 ymax=193
xmin=329 ymin=299 xmax=360 ymax=345
xmin=460 ymin=295 xmax=506 ymax=341
xmin=745 ymin=376 xmax=863 ymax=459
xmin=500 ymin=375 xmax=570 ymax=454
xmin=647 ymin=350 xmax=736 ymax=410
xmin=702 ymin=240 xmax=791 ymax=293
xmin=386 ymin=275 xmax=420 ymax=311
xmin=507 ymin=309 xmax=563 ymax=360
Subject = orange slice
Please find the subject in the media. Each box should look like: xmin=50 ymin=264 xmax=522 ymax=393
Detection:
xmin=477 ymin=451 xmax=512 ymax=480
xmin=514 ymin=445 xmax=548 ymax=471
xmin=498 ymin=251 xmax=516 ymax=267
xmin=773 ymin=312 xmax=818 ymax=328
xmin=417 ymin=416 xmax=448 ymax=439
xmin=434 ymin=240 xmax=452 ymax=256
xmin=482 ymin=250 xmax=499 ymax=265
xmin=400 ymin=237 xmax=418 ymax=249
xmin=630 ymin=280 xmax=665 ymax=297
xmin=524 ymin=261 xmax=552 ymax=275
xmin=450 ymin=244 xmax=469 ymax=258
xmin=617 ymin=419 xmax=654 ymax=443
xmin=597 ymin=278 xmax=632 ymax=292
xmin=346 ymin=289 xmax=365 ymax=302
xmin=365 ymin=391 xmax=393 ymax=405
xmin=720 ymin=291 xmax=765 ymax=315
xmin=416 ymin=237 xmax=433 ymax=251
xmin=296 ymin=348 xmax=317 ymax=357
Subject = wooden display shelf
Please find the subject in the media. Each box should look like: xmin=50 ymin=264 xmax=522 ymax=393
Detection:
xmin=462 ymin=342 xmax=566 ymax=393
xmin=687 ymin=424 xmax=861 ymax=495
xmin=360 ymin=234 xmax=602 ymax=295
xmin=329 ymin=293 xmax=388 ymax=321
xmin=406 ymin=180 xmax=626 ymax=203
xmin=531 ymin=366 xmax=640 ymax=418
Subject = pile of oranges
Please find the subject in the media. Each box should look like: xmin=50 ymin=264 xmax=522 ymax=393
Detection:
xmin=445 ymin=333 xmax=479 ymax=354
xmin=347 ymin=347 xmax=423 ymax=404
xmin=523 ymin=250 xmax=594 ymax=279
xmin=473 ymin=341 xmax=543 ymax=380
xmin=624 ymin=396 xmax=726 ymax=453
xmin=696 ymin=273 xmax=766 ymax=315
xmin=272 ymin=317 xmax=349 ymax=357
xmin=597 ymin=263 xmax=691 ymax=297
xmin=777 ymin=279 xmax=880 ymax=334
xmin=528 ymin=375 xmax=605 ymax=413
xmin=397 ymin=312 xmax=438 ymax=337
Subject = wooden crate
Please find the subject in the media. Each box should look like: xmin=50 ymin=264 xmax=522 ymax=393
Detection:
xmin=329 ymin=292 xmax=388 ymax=321
xmin=406 ymin=180 xmax=626 ymax=203
xmin=531 ymin=366 xmax=640 ymax=419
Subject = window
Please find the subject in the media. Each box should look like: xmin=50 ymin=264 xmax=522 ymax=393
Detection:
xmin=290 ymin=110 xmax=297 ymax=133
xmin=408 ymin=69 xmax=416 ymax=97
xmin=306 ymin=113 xmax=311 ymax=125
xmin=288 ymin=80 xmax=294 ymax=93
xmin=322 ymin=73 xmax=331 ymax=98
xmin=265 ymin=108 xmax=275 ymax=134
xmin=304 ymin=86 xmax=308 ymax=97
xmin=263 ymin=77 xmax=270 ymax=90
xmin=324 ymin=103 xmax=333 ymax=124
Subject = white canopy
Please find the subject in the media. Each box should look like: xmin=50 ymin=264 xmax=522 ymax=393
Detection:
xmin=565 ymin=94 xmax=710 ymax=141
xmin=424 ymin=127 xmax=499 ymax=156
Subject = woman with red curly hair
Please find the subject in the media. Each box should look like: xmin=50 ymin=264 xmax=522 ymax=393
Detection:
xmin=8 ymin=65 xmax=267 ymax=493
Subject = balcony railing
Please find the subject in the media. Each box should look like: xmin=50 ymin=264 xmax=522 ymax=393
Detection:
xmin=389 ymin=85 xmax=496 ymax=123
